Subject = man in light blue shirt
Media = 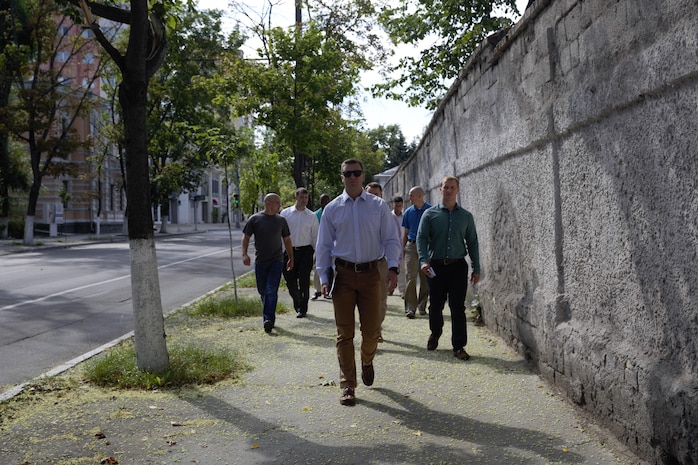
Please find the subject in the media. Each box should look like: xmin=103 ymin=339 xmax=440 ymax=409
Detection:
xmin=402 ymin=186 xmax=431 ymax=318
xmin=315 ymin=158 xmax=401 ymax=406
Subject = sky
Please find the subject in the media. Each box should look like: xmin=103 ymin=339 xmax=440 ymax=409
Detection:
xmin=196 ymin=0 xmax=529 ymax=144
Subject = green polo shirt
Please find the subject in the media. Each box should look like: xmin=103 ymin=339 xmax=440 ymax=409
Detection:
xmin=416 ymin=202 xmax=480 ymax=274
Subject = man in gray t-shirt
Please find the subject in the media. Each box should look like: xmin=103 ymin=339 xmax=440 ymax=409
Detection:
xmin=242 ymin=193 xmax=293 ymax=333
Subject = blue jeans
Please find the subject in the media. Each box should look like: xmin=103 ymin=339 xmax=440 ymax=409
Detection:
xmin=255 ymin=260 xmax=284 ymax=326
xmin=427 ymin=259 xmax=469 ymax=351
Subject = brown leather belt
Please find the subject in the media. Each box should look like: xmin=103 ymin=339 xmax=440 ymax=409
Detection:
xmin=430 ymin=258 xmax=465 ymax=266
xmin=335 ymin=257 xmax=382 ymax=272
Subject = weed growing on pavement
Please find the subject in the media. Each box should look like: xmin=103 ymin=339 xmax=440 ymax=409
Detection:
xmin=190 ymin=295 xmax=260 ymax=318
xmin=83 ymin=343 xmax=248 ymax=389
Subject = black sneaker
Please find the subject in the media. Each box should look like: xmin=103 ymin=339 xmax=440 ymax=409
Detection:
xmin=311 ymin=292 xmax=321 ymax=301
xmin=263 ymin=320 xmax=272 ymax=333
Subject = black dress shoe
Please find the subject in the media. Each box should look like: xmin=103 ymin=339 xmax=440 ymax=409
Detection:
xmin=361 ymin=363 xmax=374 ymax=386
xmin=427 ymin=333 xmax=439 ymax=350
xmin=311 ymin=292 xmax=321 ymax=301
xmin=264 ymin=320 xmax=272 ymax=334
xmin=340 ymin=387 xmax=355 ymax=406
xmin=296 ymin=311 xmax=307 ymax=318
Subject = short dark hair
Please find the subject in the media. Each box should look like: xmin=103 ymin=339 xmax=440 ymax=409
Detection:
xmin=393 ymin=196 xmax=403 ymax=203
xmin=365 ymin=182 xmax=382 ymax=192
xmin=295 ymin=187 xmax=309 ymax=196
xmin=342 ymin=158 xmax=364 ymax=171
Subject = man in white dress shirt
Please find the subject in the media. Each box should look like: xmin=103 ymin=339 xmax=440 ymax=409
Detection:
xmin=281 ymin=187 xmax=319 ymax=318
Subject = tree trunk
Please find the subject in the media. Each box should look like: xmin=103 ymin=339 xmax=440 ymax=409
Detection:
xmin=0 ymin=135 xmax=8 ymax=239
xmin=159 ymin=198 xmax=169 ymax=232
xmin=119 ymin=0 xmax=168 ymax=373
xmin=1 ymin=52 xmax=12 ymax=240
xmin=23 ymin=170 xmax=41 ymax=245
xmin=23 ymin=215 xmax=34 ymax=244
xmin=159 ymin=214 xmax=168 ymax=233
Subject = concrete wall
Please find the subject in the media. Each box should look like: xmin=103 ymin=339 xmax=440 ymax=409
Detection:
xmin=382 ymin=0 xmax=698 ymax=463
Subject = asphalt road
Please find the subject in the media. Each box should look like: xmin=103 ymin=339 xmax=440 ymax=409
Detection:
xmin=0 ymin=229 xmax=245 ymax=391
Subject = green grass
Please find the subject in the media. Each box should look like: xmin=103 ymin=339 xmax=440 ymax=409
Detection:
xmin=83 ymin=343 xmax=249 ymax=389
xmin=189 ymin=294 xmax=287 ymax=318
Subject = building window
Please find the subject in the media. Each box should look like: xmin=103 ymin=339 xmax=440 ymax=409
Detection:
xmin=56 ymin=51 xmax=70 ymax=63
xmin=212 ymin=179 xmax=219 ymax=195
xmin=82 ymin=52 xmax=94 ymax=64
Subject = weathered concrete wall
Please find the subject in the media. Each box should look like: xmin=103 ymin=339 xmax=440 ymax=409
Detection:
xmin=383 ymin=0 xmax=698 ymax=463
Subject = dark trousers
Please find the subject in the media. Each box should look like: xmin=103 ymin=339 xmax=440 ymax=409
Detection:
xmin=254 ymin=260 xmax=284 ymax=326
xmin=283 ymin=245 xmax=314 ymax=314
xmin=427 ymin=259 xmax=469 ymax=352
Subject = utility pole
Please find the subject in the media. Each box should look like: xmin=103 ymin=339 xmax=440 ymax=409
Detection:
xmin=292 ymin=0 xmax=306 ymax=188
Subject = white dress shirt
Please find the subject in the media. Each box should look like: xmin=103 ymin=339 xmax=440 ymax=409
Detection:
xmin=315 ymin=190 xmax=401 ymax=285
xmin=280 ymin=205 xmax=319 ymax=248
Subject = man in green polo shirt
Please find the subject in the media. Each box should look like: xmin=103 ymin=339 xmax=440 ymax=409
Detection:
xmin=416 ymin=176 xmax=481 ymax=360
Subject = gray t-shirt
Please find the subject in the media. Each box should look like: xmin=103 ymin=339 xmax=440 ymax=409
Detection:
xmin=242 ymin=212 xmax=290 ymax=263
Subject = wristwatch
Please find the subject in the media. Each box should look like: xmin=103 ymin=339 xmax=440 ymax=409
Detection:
xmin=389 ymin=266 xmax=399 ymax=275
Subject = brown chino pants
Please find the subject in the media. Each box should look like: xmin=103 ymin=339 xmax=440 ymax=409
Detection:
xmin=332 ymin=258 xmax=387 ymax=389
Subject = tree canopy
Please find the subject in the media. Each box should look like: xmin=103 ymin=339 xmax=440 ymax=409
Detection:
xmin=374 ymin=0 xmax=518 ymax=110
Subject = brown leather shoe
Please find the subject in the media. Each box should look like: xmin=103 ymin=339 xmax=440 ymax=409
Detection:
xmin=453 ymin=349 xmax=470 ymax=360
xmin=427 ymin=334 xmax=439 ymax=351
xmin=340 ymin=387 xmax=356 ymax=406
xmin=361 ymin=364 xmax=374 ymax=386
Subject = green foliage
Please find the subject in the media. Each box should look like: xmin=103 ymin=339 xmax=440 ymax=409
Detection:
xmin=228 ymin=0 xmax=386 ymax=193
xmin=367 ymin=124 xmax=415 ymax=169
xmin=375 ymin=0 xmax=518 ymax=110
xmin=84 ymin=343 xmax=248 ymax=389
xmin=6 ymin=0 xmax=106 ymax=222
xmin=146 ymin=7 xmax=247 ymax=211
xmin=7 ymin=220 xmax=25 ymax=238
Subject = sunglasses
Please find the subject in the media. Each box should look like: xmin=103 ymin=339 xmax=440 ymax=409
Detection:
xmin=342 ymin=170 xmax=363 ymax=178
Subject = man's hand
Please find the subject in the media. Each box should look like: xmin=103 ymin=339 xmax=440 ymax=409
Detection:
xmin=471 ymin=273 xmax=480 ymax=286
xmin=387 ymin=269 xmax=398 ymax=293
xmin=286 ymin=256 xmax=294 ymax=272
xmin=321 ymin=283 xmax=331 ymax=298
xmin=242 ymin=253 xmax=250 ymax=266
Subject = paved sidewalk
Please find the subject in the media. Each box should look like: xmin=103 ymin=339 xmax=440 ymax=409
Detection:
xmin=0 ymin=283 xmax=645 ymax=465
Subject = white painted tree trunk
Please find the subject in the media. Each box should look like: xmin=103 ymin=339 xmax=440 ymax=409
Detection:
xmin=129 ymin=238 xmax=169 ymax=373
xmin=159 ymin=215 xmax=168 ymax=233
xmin=23 ymin=215 xmax=34 ymax=246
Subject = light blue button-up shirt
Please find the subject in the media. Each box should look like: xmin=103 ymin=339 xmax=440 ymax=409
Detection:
xmin=315 ymin=190 xmax=401 ymax=285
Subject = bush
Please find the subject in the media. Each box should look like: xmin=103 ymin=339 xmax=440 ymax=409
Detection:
xmin=7 ymin=220 xmax=25 ymax=239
